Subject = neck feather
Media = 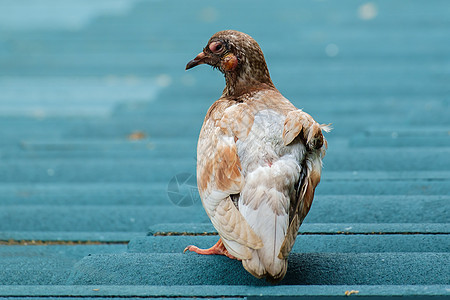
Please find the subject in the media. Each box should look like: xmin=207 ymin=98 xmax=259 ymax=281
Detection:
xmin=223 ymin=61 xmax=274 ymax=97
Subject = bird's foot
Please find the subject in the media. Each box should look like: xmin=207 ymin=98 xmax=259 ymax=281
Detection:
xmin=183 ymin=238 xmax=238 ymax=260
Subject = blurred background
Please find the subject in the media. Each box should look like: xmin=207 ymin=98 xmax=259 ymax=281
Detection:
xmin=0 ymin=0 xmax=449 ymax=291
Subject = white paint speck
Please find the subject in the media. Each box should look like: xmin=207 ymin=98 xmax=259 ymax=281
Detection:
xmin=199 ymin=7 xmax=218 ymax=23
xmin=181 ymin=74 xmax=196 ymax=87
xmin=156 ymin=74 xmax=172 ymax=88
xmin=358 ymin=2 xmax=378 ymax=20
xmin=325 ymin=43 xmax=339 ymax=57
xmin=32 ymin=109 xmax=47 ymax=120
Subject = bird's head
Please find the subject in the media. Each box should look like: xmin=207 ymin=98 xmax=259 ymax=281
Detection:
xmin=186 ymin=30 xmax=274 ymax=97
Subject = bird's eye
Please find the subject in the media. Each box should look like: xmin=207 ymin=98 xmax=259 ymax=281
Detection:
xmin=209 ymin=41 xmax=224 ymax=54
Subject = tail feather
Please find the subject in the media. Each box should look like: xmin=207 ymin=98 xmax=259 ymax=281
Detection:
xmin=237 ymin=158 xmax=300 ymax=281
xmin=240 ymin=201 xmax=289 ymax=280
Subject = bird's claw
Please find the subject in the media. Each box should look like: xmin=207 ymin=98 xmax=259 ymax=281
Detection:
xmin=183 ymin=239 xmax=238 ymax=260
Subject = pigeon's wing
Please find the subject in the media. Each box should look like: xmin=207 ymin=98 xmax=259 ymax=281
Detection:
xmin=197 ymin=103 xmax=263 ymax=259
xmin=277 ymin=152 xmax=323 ymax=259
xmin=283 ymin=109 xmax=328 ymax=148
xmin=278 ymin=110 xmax=329 ymax=259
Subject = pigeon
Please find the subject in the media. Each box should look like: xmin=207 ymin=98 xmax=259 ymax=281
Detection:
xmin=184 ymin=30 xmax=330 ymax=282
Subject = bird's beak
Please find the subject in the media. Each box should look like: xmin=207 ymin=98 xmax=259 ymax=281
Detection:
xmin=186 ymin=52 xmax=207 ymax=70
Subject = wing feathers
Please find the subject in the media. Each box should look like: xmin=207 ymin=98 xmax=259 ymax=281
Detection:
xmin=197 ymin=109 xmax=263 ymax=258
xmin=283 ymin=109 xmax=330 ymax=150
xmin=278 ymin=153 xmax=323 ymax=259
xmin=213 ymin=199 xmax=263 ymax=250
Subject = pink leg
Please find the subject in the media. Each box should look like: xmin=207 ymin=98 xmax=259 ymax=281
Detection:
xmin=184 ymin=238 xmax=238 ymax=260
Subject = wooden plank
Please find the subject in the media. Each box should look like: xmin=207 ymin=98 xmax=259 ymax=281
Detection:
xmin=0 ymin=285 xmax=447 ymax=298
xmin=1 ymin=194 xmax=448 ymax=232
xmin=148 ymin=223 xmax=450 ymax=236
xmin=128 ymin=234 xmax=450 ymax=254
xmin=0 ymin=151 xmax=448 ymax=183
xmin=0 ymin=180 xmax=446 ymax=203
xmin=67 ymin=252 xmax=450 ymax=285
xmin=0 ymin=245 xmax=127 ymax=285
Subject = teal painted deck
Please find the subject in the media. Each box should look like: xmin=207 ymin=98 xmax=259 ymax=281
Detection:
xmin=0 ymin=0 xmax=449 ymax=298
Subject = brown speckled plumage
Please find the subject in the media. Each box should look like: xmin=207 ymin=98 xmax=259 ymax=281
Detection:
xmin=185 ymin=30 xmax=330 ymax=282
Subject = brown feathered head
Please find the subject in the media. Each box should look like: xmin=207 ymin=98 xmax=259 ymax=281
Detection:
xmin=186 ymin=30 xmax=274 ymax=97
